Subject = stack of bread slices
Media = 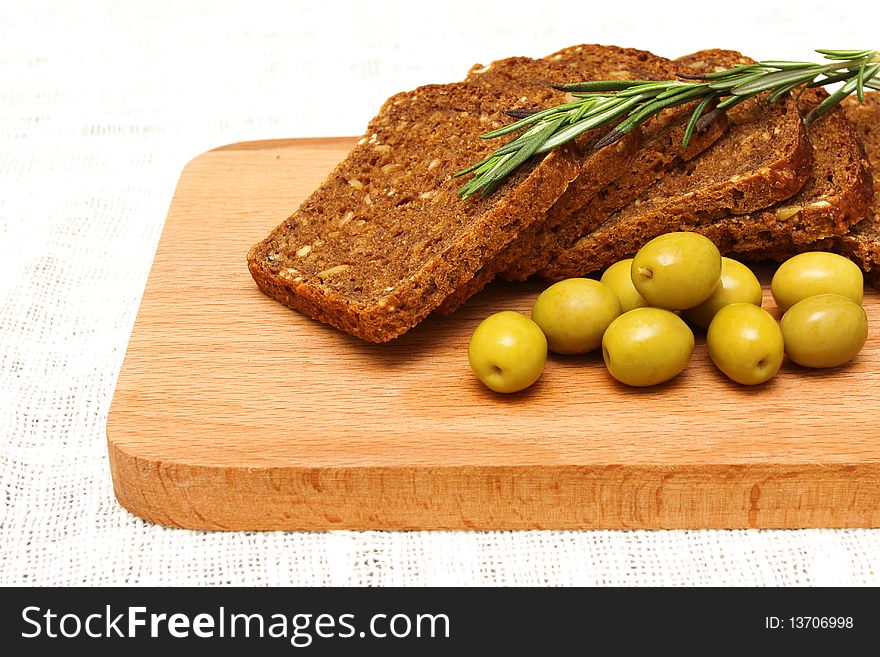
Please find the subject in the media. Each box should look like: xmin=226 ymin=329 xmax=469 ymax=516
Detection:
xmin=247 ymin=45 xmax=877 ymax=342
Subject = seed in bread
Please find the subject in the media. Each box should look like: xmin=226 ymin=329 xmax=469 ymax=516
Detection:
xmin=832 ymin=93 xmax=880 ymax=286
xmin=248 ymin=56 xmax=613 ymax=342
xmin=696 ymin=88 xmax=872 ymax=256
xmin=540 ymin=49 xmax=811 ymax=281
xmin=436 ymin=46 xmax=731 ymax=315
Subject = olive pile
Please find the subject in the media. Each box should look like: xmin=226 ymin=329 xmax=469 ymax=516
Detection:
xmin=468 ymin=232 xmax=869 ymax=393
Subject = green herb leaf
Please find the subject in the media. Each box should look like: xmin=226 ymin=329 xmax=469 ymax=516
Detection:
xmin=457 ymin=48 xmax=880 ymax=198
xmin=682 ymin=94 xmax=716 ymax=147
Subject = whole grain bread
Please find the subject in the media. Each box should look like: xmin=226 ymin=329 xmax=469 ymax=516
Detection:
xmin=540 ymin=49 xmax=812 ymax=281
xmin=435 ymin=46 xmax=729 ymax=314
xmin=696 ymin=89 xmax=872 ymax=256
xmin=463 ymin=47 xmax=656 ymax=224
xmin=248 ymin=56 xmax=603 ymax=342
xmin=499 ymin=47 xmax=733 ymax=282
xmin=830 ymin=94 xmax=880 ymax=285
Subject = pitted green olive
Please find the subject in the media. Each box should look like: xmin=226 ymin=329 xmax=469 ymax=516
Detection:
xmin=601 ymin=308 xmax=695 ymax=387
xmin=684 ymin=257 xmax=763 ymax=329
xmin=780 ymin=294 xmax=868 ymax=368
xmin=600 ymin=259 xmax=649 ymax=313
xmin=771 ymin=251 xmax=863 ymax=313
xmin=631 ymin=232 xmax=722 ymax=310
xmin=707 ymin=303 xmax=784 ymax=385
xmin=531 ymin=278 xmax=621 ymax=354
xmin=468 ymin=311 xmax=547 ymax=393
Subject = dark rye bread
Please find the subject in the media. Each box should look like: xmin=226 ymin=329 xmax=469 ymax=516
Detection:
xmin=462 ymin=48 xmax=648 ymax=221
xmin=832 ymin=94 xmax=880 ymax=285
xmin=540 ymin=49 xmax=812 ymax=281
xmin=505 ymin=44 xmax=720 ymax=269
xmin=498 ymin=47 xmax=732 ymax=282
xmin=696 ymin=89 xmax=872 ymax=256
xmin=731 ymin=94 xmax=879 ymax=277
xmin=435 ymin=46 xmax=729 ymax=314
xmin=466 ymin=49 xmax=641 ymax=218
xmin=248 ymin=56 xmax=596 ymax=342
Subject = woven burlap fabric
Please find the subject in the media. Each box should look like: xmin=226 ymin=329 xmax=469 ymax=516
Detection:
xmin=2 ymin=1 xmax=878 ymax=586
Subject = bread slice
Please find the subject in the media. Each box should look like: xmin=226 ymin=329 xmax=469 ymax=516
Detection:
xmin=435 ymin=46 xmax=729 ymax=314
xmin=248 ymin=56 xmax=613 ymax=342
xmin=499 ymin=47 xmax=733 ymax=282
xmin=463 ymin=48 xmax=651 ymax=224
xmin=540 ymin=50 xmax=812 ymax=281
xmin=696 ymin=89 xmax=872 ymax=255
xmin=833 ymin=93 xmax=880 ymax=285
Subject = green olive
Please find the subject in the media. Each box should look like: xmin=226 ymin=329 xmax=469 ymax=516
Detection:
xmin=468 ymin=311 xmax=547 ymax=393
xmin=600 ymin=259 xmax=649 ymax=313
xmin=770 ymin=251 xmax=864 ymax=313
xmin=631 ymin=232 xmax=722 ymax=310
xmin=780 ymin=294 xmax=868 ymax=368
xmin=531 ymin=278 xmax=621 ymax=354
xmin=601 ymin=308 xmax=695 ymax=387
xmin=707 ymin=303 xmax=783 ymax=385
xmin=683 ymin=257 xmax=764 ymax=329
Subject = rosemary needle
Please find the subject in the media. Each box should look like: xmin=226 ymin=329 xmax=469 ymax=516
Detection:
xmin=456 ymin=48 xmax=880 ymax=199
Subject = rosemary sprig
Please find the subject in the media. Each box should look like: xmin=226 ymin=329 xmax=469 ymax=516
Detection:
xmin=456 ymin=48 xmax=880 ymax=199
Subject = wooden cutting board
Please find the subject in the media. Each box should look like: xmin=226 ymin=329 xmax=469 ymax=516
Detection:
xmin=107 ymin=137 xmax=880 ymax=530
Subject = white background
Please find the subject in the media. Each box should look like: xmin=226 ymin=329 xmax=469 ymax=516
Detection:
xmin=1 ymin=0 xmax=878 ymax=585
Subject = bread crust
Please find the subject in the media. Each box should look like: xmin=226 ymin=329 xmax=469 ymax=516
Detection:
xmin=436 ymin=46 xmax=731 ymax=314
xmin=833 ymin=94 xmax=880 ymax=286
xmin=540 ymin=50 xmax=812 ymax=281
xmin=247 ymin=59 xmax=593 ymax=342
xmin=696 ymin=89 xmax=873 ymax=256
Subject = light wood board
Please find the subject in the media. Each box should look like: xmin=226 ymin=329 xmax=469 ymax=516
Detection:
xmin=107 ymin=137 xmax=880 ymax=530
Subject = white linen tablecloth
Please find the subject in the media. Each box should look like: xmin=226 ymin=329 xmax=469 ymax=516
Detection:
xmin=2 ymin=0 xmax=878 ymax=586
